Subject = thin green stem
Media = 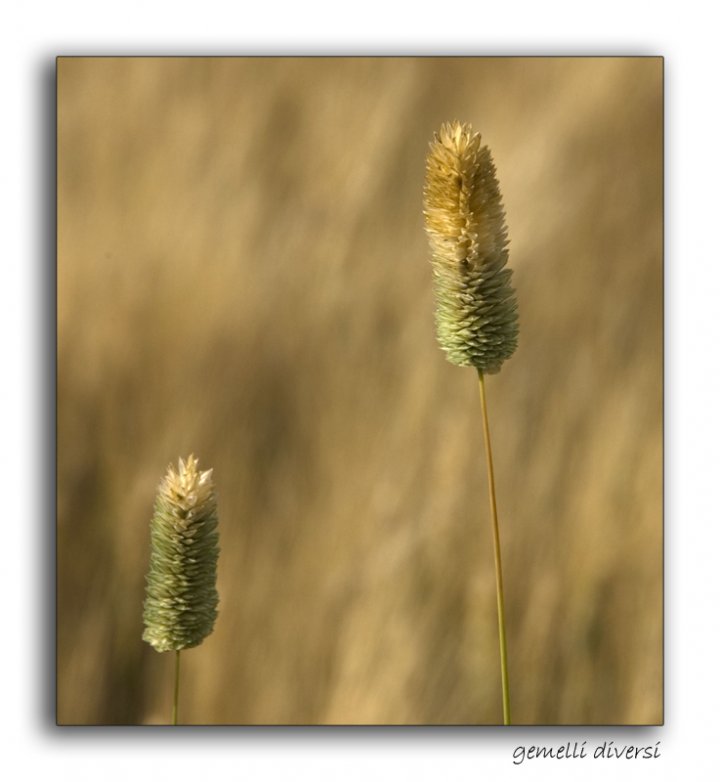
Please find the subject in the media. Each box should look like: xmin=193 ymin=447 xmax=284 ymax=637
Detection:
xmin=478 ymin=371 xmax=511 ymax=725
xmin=172 ymin=650 xmax=181 ymax=725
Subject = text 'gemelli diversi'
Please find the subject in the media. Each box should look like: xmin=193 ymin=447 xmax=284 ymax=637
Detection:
xmin=512 ymin=741 xmax=662 ymax=765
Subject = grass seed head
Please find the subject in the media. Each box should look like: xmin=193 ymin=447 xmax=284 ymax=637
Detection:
xmin=423 ymin=120 xmax=519 ymax=373
xmin=142 ymin=455 xmax=220 ymax=652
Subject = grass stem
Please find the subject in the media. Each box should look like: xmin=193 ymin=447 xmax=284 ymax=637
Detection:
xmin=172 ymin=650 xmax=181 ymax=725
xmin=478 ymin=371 xmax=511 ymax=725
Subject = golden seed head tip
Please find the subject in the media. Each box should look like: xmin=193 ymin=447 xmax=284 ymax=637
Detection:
xmin=434 ymin=120 xmax=478 ymax=153
xmin=423 ymin=121 xmax=519 ymax=373
xmin=160 ymin=454 xmax=216 ymax=513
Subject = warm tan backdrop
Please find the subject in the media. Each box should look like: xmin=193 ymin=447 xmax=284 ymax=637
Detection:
xmin=57 ymin=57 xmax=663 ymax=725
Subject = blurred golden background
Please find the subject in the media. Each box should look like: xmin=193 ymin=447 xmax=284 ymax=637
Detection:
xmin=57 ymin=57 xmax=662 ymax=725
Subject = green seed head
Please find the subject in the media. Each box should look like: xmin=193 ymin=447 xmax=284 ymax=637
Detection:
xmin=143 ymin=455 xmax=220 ymax=652
xmin=423 ymin=121 xmax=519 ymax=373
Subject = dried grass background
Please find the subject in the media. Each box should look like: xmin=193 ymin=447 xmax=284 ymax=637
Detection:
xmin=57 ymin=57 xmax=662 ymax=725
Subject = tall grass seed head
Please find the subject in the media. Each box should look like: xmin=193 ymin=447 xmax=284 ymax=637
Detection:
xmin=423 ymin=121 xmax=519 ymax=373
xmin=143 ymin=455 xmax=220 ymax=653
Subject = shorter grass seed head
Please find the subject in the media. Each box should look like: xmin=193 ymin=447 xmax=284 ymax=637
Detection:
xmin=143 ymin=455 xmax=220 ymax=653
xmin=423 ymin=121 xmax=519 ymax=373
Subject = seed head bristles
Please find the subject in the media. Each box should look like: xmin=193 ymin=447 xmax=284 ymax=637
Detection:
xmin=423 ymin=121 xmax=519 ymax=373
xmin=143 ymin=455 xmax=220 ymax=653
